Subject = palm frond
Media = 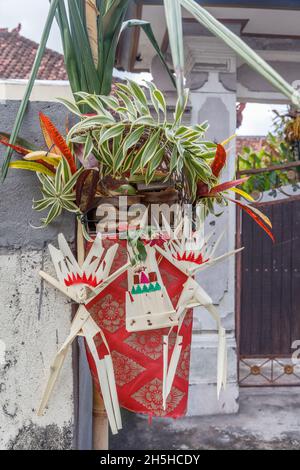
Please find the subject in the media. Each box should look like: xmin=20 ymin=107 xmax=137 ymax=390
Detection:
xmin=163 ymin=0 xmax=184 ymax=101
xmin=68 ymin=0 xmax=101 ymax=93
xmin=122 ymin=19 xmax=176 ymax=89
xmin=100 ymin=0 xmax=131 ymax=95
xmin=55 ymin=1 xmax=81 ymax=95
xmin=177 ymin=0 xmax=300 ymax=105
xmin=1 ymin=0 xmax=59 ymax=181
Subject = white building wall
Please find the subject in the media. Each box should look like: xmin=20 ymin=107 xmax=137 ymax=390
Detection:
xmin=188 ymin=70 xmax=239 ymax=415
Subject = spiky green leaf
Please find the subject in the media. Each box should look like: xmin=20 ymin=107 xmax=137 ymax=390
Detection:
xmin=42 ymin=201 xmax=62 ymax=226
xmin=140 ymin=130 xmax=161 ymax=167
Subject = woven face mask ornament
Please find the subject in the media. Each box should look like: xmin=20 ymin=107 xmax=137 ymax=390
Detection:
xmin=37 ymin=233 xmax=130 ymax=434
xmin=126 ymin=244 xmax=178 ymax=332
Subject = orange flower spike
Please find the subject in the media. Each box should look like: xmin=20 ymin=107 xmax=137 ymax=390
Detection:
xmin=39 ymin=113 xmax=77 ymax=174
xmin=211 ymin=144 xmax=227 ymax=177
xmin=197 ymin=144 xmax=226 ymax=197
xmin=39 ymin=114 xmax=60 ymax=155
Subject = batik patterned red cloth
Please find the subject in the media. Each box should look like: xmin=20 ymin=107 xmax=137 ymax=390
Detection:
xmin=85 ymin=239 xmax=193 ymax=419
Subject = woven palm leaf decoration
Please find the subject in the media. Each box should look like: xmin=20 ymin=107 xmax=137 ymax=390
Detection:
xmin=155 ymin=220 xmax=243 ymax=401
xmin=37 ymin=233 xmax=130 ymax=435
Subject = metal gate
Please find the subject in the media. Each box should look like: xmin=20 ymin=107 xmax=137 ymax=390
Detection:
xmin=236 ymin=195 xmax=300 ymax=386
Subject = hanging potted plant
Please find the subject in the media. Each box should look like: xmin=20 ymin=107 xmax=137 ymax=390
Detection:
xmin=0 ymin=79 xmax=273 ymax=242
xmin=63 ymin=81 xmax=215 ymax=230
xmin=3 ymin=0 xmax=298 ymax=451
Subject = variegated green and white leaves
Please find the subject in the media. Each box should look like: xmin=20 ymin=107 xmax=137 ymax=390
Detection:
xmin=62 ymin=80 xmax=217 ymax=200
xmin=33 ymin=157 xmax=83 ymax=226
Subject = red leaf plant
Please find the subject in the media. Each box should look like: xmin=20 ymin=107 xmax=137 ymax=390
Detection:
xmin=197 ymin=143 xmax=274 ymax=242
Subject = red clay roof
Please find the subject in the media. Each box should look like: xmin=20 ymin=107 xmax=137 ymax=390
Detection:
xmin=0 ymin=24 xmax=67 ymax=81
xmin=236 ymin=136 xmax=266 ymax=155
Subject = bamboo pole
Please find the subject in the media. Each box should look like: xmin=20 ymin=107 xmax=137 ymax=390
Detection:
xmin=92 ymin=382 xmax=109 ymax=450
xmin=76 ymin=221 xmax=109 ymax=450
xmin=77 ymin=221 xmax=85 ymax=267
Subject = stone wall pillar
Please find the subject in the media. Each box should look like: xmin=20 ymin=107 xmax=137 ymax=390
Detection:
xmin=186 ymin=39 xmax=239 ymax=416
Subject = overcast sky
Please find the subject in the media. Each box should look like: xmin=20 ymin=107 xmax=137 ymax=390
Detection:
xmin=0 ymin=0 xmax=63 ymax=52
xmin=237 ymin=103 xmax=287 ymax=136
xmin=0 ymin=0 xmax=288 ymax=136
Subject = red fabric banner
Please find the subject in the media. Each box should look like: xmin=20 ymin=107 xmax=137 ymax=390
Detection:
xmin=85 ymin=239 xmax=193 ymax=419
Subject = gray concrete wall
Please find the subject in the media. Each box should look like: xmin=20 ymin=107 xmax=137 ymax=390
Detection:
xmin=0 ymin=101 xmax=78 ymax=449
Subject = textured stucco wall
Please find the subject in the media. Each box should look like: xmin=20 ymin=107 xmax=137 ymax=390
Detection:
xmin=0 ymin=101 xmax=78 ymax=449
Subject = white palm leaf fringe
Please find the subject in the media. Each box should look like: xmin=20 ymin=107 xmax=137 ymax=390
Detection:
xmin=85 ymin=0 xmax=99 ymax=68
xmin=164 ymin=0 xmax=300 ymax=107
xmin=153 ymin=221 xmax=241 ymax=404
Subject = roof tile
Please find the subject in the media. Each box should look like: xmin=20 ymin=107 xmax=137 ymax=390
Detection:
xmin=0 ymin=25 xmax=67 ymax=81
